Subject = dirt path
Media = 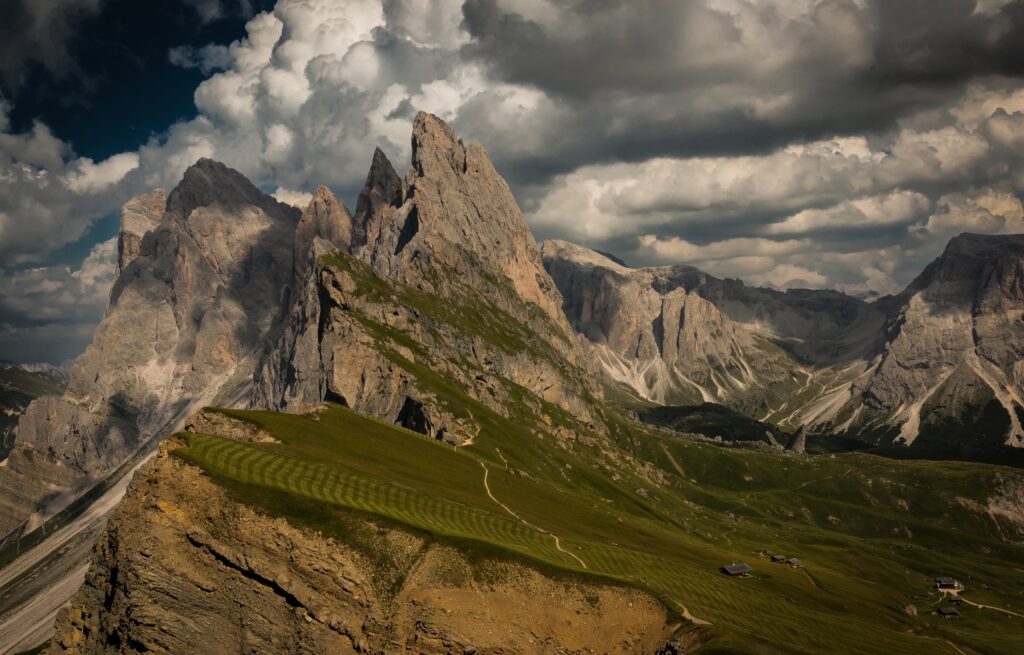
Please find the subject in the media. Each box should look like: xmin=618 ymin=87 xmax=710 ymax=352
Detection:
xmin=946 ymin=590 xmax=1024 ymax=619
xmin=665 ymin=596 xmax=712 ymax=626
xmin=944 ymin=640 xmax=968 ymax=655
xmin=455 ymin=408 xmax=480 ymax=447
xmin=478 ymin=461 xmax=587 ymax=569
xmin=660 ymin=444 xmax=686 ymax=478
xmin=799 ymin=568 xmax=819 ymax=589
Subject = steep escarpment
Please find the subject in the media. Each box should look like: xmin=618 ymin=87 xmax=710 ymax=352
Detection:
xmin=832 ymin=233 xmax=1024 ymax=449
xmin=50 ymin=438 xmax=676 ymax=655
xmin=0 ymin=161 xmax=302 ymax=540
xmin=254 ymin=114 xmax=600 ymax=443
xmin=542 ymin=240 xmax=883 ymax=419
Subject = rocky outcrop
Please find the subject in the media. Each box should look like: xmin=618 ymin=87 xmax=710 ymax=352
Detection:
xmin=353 ymin=146 xmax=404 ymax=248
xmin=363 ymin=113 xmax=571 ymax=344
xmin=834 ymin=233 xmax=1024 ymax=449
xmin=293 ymin=186 xmax=353 ymax=283
xmin=786 ymin=426 xmax=807 ymax=454
xmin=50 ymin=439 xmax=676 ymax=654
xmin=116 ymin=189 xmax=165 ymax=273
xmin=255 ymin=114 xmax=600 ymax=442
xmin=0 ymin=160 xmax=301 ymax=540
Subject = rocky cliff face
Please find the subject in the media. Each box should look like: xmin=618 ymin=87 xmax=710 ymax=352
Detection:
xmin=836 ymin=233 xmax=1024 ymax=449
xmin=116 ymin=189 xmax=166 ymax=273
xmin=254 ymin=114 xmax=599 ymax=443
xmin=542 ymin=240 xmax=883 ymax=418
xmin=362 ymin=113 xmax=568 ymax=334
xmin=0 ymin=161 xmax=302 ymax=540
xmin=50 ymin=436 xmax=675 ymax=655
xmin=543 ymin=236 xmax=1024 ymax=451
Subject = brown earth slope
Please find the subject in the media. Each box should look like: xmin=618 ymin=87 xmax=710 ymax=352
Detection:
xmin=50 ymin=437 xmax=682 ymax=655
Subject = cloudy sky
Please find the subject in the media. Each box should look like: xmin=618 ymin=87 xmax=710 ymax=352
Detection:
xmin=1 ymin=0 xmax=1023 ymax=363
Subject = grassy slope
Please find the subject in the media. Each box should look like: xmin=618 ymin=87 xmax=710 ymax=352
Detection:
xmin=174 ymin=253 xmax=1024 ymax=654
xmin=176 ymin=407 xmax=1024 ymax=655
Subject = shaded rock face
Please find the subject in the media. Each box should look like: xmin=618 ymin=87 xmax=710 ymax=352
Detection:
xmin=544 ymin=236 xmax=1024 ymax=451
xmin=353 ymin=147 xmax=403 ymax=248
xmin=50 ymin=440 xmax=674 ymax=655
xmin=1 ymin=160 xmax=302 ymax=539
xmin=293 ymin=186 xmax=353 ymax=284
xmin=255 ymin=114 xmax=599 ymax=440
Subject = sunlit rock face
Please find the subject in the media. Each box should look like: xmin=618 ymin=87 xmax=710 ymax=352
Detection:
xmin=254 ymin=113 xmax=602 ymax=442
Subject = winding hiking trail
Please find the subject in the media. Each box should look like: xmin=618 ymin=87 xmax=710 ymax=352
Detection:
xmin=944 ymin=590 xmax=1024 ymax=619
xmin=667 ymin=596 xmax=712 ymax=626
xmin=477 ymin=460 xmax=588 ymax=569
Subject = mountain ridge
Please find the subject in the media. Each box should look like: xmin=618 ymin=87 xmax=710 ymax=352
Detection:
xmin=543 ymin=233 xmax=1024 ymax=453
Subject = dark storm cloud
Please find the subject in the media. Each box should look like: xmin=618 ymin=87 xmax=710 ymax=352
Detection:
xmin=459 ymin=0 xmax=1024 ymax=166
xmin=870 ymin=0 xmax=1024 ymax=84
xmin=0 ymin=0 xmax=103 ymax=93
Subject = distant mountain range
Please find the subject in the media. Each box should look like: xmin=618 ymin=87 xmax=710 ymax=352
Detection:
xmin=544 ymin=233 xmax=1024 ymax=458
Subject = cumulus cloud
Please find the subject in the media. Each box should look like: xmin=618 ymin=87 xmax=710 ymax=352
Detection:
xmin=272 ymin=187 xmax=313 ymax=208
xmin=64 ymin=153 xmax=140 ymax=193
xmin=0 ymin=99 xmax=145 ymax=264
xmin=0 ymin=237 xmax=117 ymax=362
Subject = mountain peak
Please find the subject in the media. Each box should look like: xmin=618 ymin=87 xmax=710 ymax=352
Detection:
xmin=541 ymin=240 xmax=633 ymax=275
xmin=943 ymin=232 xmax=1024 ymax=258
xmin=381 ymin=113 xmax=568 ymax=329
xmin=354 ymin=147 xmax=403 ymax=247
xmin=294 ymin=185 xmax=353 ymax=280
xmin=898 ymin=232 xmax=1024 ymax=299
xmin=412 ymin=111 xmax=467 ymax=177
xmin=167 ymin=159 xmax=285 ymax=218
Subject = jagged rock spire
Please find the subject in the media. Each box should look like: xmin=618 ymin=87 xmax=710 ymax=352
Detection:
xmin=354 ymin=147 xmax=403 ymax=247
xmin=294 ymin=186 xmax=354 ymax=280
xmin=358 ymin=111 xmax=568 ymax=330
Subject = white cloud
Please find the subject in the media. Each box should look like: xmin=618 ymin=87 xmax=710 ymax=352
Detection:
xmin=0 ymin=238 xmax=117 ymax=363
xmin=919 ymin=191 xmax=1024 ymax=238
xmin=0 ymin=101 xmax=142 ymax=263
xmin=272 ymin=187 xmax=312 ymax=208
xmin=765 ymin=190 xmax=931 ymax=235
xmin=63 ymin=153 xmax=140 ymax=193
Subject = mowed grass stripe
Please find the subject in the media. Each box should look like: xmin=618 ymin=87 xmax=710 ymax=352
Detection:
xmin=181 ymin=434 xmax=575 ymax=567
xmin=182 ymin=437 xmax=919 ymax=654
